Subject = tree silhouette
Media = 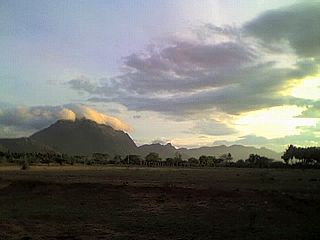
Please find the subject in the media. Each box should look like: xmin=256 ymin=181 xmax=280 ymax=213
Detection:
xmin=145 ymin=152 xmax=161 ymax=166
xmin=282 ymin=145 xmax=320 ymax=166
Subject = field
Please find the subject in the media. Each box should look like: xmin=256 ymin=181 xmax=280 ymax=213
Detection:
xmin=0 ymin=166 xmax=320 ymax=240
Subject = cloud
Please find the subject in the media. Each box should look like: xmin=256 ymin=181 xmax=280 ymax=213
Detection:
xmin=59 ymin=108 xmax=77 ymax=120
xmin=151 ymin=138 xmax=170 ymax=145
xmin=0 ymin=106 xmax=76 ymax=131
xmin=0 ymin=104 xmax=132 ymax=137
xmin=192 ymin=119 xmax=237 ymax=136
xmin=68 ymin=77 xmax=98 ymax=94
xmin=214 ymin=123 xmax=320 ymax=152
xmin=244 ymin=2 xmax=320 ymax=58
xmin=68 ymin=3 xmax=320 ymax=119
xmin=64 ymin=104 xmax=132 ymax=132
xmin=298 ymin=101 xmax=320 ymax=118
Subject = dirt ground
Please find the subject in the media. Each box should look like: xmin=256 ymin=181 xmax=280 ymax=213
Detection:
xmin=0 ymin=165 xmax=319 ymax=240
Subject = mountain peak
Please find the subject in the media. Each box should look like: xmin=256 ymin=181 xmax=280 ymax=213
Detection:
xmin=30 ymin=119 xmax=137 ymax=156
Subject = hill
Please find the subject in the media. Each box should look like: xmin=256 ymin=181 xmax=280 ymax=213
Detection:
xmin=0 ymin=144 xmax=8 ymax=152
xmin=0 ymin=137 xmax=55 ymax=153
xmin=138 ymin=143 xmax=189 ymax=159
xmin=137 ymin=143 xmax=280 ymax=161
xmin=180 ymin=144 xmax=281 ymax=161
xmin=30 ymin=118 xmax=138 ymax=156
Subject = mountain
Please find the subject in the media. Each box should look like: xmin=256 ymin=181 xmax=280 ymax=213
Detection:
xmin=0 ymin=137 xmax=55 ymax=153
xmin=138 ymin=143 xmax=281 ymax=161
xmin=138 ymin=143 xmax=189 ymax=159
xmin=138 ymin=143 xmax=280 ymax=161
xmin=30 ymin=118 xmax=138 ymax=156
xmin=180 ymin=145 xmax=281 ymax=161
xmin=0 ymin=118 xmax=281 ymax=160
xmin=0 ymin=144 xmax=8 ymax=152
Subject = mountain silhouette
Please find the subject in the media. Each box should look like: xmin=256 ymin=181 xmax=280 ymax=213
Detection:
xmin=138 ymin=143 xmax=280 ymax=161
xmin=0 ymin=143 xmax=7 ymax=152
xmin=138 ymin=143 xmax=189 ymax=159
xmin=0 ymin=118 xmax=281 ymax=160
xmin=30 ymin=118 xmax=137 ymax=155
xmin=179 ymin=145 xmax=281 ymax=160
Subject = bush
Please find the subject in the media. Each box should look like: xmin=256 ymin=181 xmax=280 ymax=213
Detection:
xmin=21 ymin=161 xmax=30 ymax=170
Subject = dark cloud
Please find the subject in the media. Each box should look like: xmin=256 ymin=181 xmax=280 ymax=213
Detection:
xmin=88 ymin=61 xmax=314 ymax=115
xmin=68 ymin=3 xmax=320 ymax=117
xmin=68 ymin=77 xmax=98 ymax=94
xmin=244 ymin=3 xmax=320 ymax=58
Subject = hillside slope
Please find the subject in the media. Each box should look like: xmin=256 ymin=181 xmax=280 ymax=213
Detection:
xmin=0 ymin=138 xmax=55 ymax=153
xmin=30 ymin=118 xmax=138 ymax=156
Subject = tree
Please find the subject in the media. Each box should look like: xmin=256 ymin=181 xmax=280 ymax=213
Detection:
xmin=113 ymin=155 xmax=122 ymax=164
xmin=219 ymin=153 xmax=233 ymax=165
xmin=226 ymin=153 xmax=233 ymax=163
xmin=246 ymin=154 xmax=273 ymax=168
xmin=92 ymin=153 xmax=110 ymax=164
xmin=199 ymin=155 xmax=208 ymax=166
xmin=281 ymin=145 xmax=320 ymax=167
xmin=282 ymin=145 xmax=296 ymax=165
xmin=145 ymin=152 xmax=161 ymax=166
xmin=206 ymin=156 xmax=217 ymax=167
xmin=0 ymin=151 xmax=6 ymax=163
xmin=235 ymin=159 xmax=245 ymax=168
xmin=122 ymin=155 xmax=142 ymax=165
xmin=174 ymin=152 xmax=183 ymax=166
xmin=165 ymin=158 xmax=174 ymax=167
xmin=188 ymin=157 xmax=199 ymax=167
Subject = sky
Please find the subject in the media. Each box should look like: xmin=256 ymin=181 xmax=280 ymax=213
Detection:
xmin=0 ymin=0 xmax=319 ymax=152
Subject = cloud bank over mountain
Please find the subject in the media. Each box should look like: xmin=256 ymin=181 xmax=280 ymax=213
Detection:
xmin=0 ymin=104 xmax=131 ymax=137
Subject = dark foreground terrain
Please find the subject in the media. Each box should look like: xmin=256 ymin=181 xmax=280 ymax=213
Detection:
xmin=0 ymin=166 xmax=320 ymax=240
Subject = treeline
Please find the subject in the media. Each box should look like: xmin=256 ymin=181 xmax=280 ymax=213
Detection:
xmin=0 ymin=151 xmax=74 ymax=165
xmin=282 ymin=145 xmax=320 ymax=167
xmin=3 ymin=146 xmax=320 ymax=169
xmin=0 ymin=151 xmax=286 ymax=168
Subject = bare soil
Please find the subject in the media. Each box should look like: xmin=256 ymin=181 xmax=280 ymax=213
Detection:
xmin=0 ymin=166 xmax=320 ymax=239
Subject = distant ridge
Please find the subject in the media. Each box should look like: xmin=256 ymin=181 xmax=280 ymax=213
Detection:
xmin=138 ymin=143 xmax=189 ymax=159
xmin=179 ymin=144 xmax=281 ymax=161
xmin=138 ymin=143 xmax=280 ymax=161
xmin=0 ymin=144 xmax=8 ymax=152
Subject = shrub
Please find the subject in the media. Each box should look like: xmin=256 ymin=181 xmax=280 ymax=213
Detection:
xmin=21 ymin=161 xmax=30 ymax=170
